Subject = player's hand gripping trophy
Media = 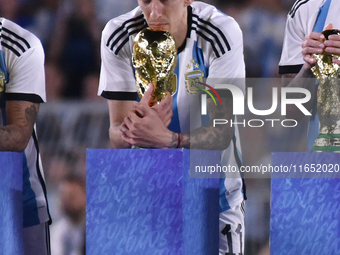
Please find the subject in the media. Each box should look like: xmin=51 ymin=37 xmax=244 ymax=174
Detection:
xmin=311 ymin=29 xmax=340 ymax=152
xmin=132 ymin=28 xmax=177 ymax=107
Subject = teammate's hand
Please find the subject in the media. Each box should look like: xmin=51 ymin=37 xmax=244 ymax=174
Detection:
xmin=323 ymin=24 xmax=340 ymax=65
xmin=301 ymin=32 xmax=325 ymax=66
xmin=302 ymin=23 xmax=340 ymax=67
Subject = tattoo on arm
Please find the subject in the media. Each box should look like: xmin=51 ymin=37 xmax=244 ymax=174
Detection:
xmin=180 ymin=97 xmax=234 ymax=150
xmin=168 ymin=132 xmax=178 ymax=148
xmin=179 ymin=133 xmax=190 ymax=148
xmin=0 ymin=101 xmax=38 ymax=152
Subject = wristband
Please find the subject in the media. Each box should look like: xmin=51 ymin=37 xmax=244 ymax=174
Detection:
xmin=177 ymin=133 xmax=181 ymax=148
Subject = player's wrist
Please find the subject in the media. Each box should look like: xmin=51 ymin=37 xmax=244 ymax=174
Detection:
xmin=167 ymin=132 xmax=180 ymax=148
xmin=177 ymin=133 xmax=181 ymax=148
xmin=302 ymin=63 xmax=316 ymax=78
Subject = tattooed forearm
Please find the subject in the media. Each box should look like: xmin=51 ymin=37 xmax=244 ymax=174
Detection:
xmin=179 ymin=97 xmax=234 ymax=150
xmin=0 ymin=101 xmax=39 ymax=152
xmin=180 ymin=133 xmax=190 ymax=148
xmin=0 ymin=126 xmax=28 ymax=151
xmin=190 ymin=124 xmax=233 ymax=150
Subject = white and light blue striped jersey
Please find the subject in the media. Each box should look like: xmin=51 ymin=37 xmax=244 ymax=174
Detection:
xmin=279 ymin=0 xmax=339 ymax=150
xmin=98 ymin=1 xmax=246 ymax=211
xmin=0 ymin=18 xmax=50 ymax=227
xmin=279 ymin=0 xmax=340 ymax=73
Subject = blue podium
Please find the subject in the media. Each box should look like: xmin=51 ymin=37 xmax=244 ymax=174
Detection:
xmin=86 ymin=149 xmax=220 ymax=255
xmin=0 ymin=152 xmax=23 ymax=255
xmin=271 ymin=152 xmax=340 ymax=255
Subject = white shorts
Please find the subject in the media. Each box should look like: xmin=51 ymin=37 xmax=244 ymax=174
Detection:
xmin=219 ymin=201 xmax=245 ymax=255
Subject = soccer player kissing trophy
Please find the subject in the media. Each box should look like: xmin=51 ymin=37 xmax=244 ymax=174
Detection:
xmin=132 ymin=27 xmax=177 ymax=107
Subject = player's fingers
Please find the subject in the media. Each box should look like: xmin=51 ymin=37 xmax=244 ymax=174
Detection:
xmin=122 ymin=136 xmax=142 ymax=147
xmin=140 ymin=83 xmax=154 ymax=105
xmin=332 ymin=58 xmax=340 ymax=65
xmin=134 ymin=103 xmax=152 ymax=117
xmin=325 ymin=46 xmax=340 ymax=55
xmin=124 ymin=111 xmax=144 ymax=134
xmin=119 ymin=124 xmax=142 ymax=145
xmin=120 ymin=122 xmax=130 ymax=135
xmin=302 ymin=39 xmax=324 ymax=51
xmin=305 ymin=32 xmax=325 ymax=42
xmin=154 ymin=93 xmax=172 ymax=113
xmin=121 ymin=132 xmax=133 ymax=144
xmin=302 ymin=47 xmax=323 ymax=58
xmin=301 ymin=37 xmax=326 ymax=57
xmin=123 ymin=114 xmax=133 ymax=126
xmin=324 ymin=35 xmax=340 ymax=54
xmin=327 ymin=34 xmax=340 ymax=42
xmin=121 ymin=121 xmax=140 ymax=141
xmin=161 ymin=93 xmax=173 ymax=109
xmin=164 ymin=119 xmax=171 ymax=127
xmin=132 ymin=102 xmax=146 ymax=118
xmin=131 ymin=101 xmax=145 ymax=116
xmin=164 ymin=113 xmax=173 ymax=127
xmin=302 ymin=54 xmax=316 ymax=65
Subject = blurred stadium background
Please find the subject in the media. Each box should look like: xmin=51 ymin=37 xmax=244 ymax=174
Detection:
xmin=0 ymin=0 xmax=307 ymax=254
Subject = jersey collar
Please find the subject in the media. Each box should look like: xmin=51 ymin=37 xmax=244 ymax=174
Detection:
xmin=177 ymin=5 xmax=192 ymax=54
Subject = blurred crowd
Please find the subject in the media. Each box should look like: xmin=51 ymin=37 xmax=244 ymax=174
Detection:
xmin=0 ymin=0 xmax=302 ymax=254
xmin=0 ymin=0 xmax=295 ymax=102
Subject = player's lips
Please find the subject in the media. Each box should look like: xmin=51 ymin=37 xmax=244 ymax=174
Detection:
xmin=149 ymin=23 xmax=168 ymax=28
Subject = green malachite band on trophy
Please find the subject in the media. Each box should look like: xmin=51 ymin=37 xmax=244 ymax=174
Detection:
xmin=311 ymin=146 xmax=340 ymax=152
xmin=312 ymin=134 xmax=340 ymax=151
xmin=315 ymin=134 xmax=340 ymax=139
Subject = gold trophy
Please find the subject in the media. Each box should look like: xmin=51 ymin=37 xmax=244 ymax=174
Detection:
xmin=132 ymin=28 xmax=177 ymax=107
xmin=311 ymin=29 xmax=340 ymax=152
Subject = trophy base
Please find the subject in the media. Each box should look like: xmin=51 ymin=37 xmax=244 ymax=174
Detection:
xmin=312 ymin=134 xmax=340 ymax=152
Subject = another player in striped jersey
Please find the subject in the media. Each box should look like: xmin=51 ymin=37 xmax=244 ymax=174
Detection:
xmin=279 ymin=0 xmax=340 ymax=150
xmin=0 ymin=18 xmax=51 ymax=254
xmin=98 ymin=0 xmax=246 ymax=254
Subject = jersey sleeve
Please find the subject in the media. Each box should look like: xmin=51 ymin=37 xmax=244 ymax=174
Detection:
xmin=6 ymin=44 xmax=46 ymax=103
xmin=206 ymin=17 xmax=245 ymax=93
xmin=98 ymin=21 xmax=137 ymax=101
xmin=279 ymin=3 xmax=309 ymax=74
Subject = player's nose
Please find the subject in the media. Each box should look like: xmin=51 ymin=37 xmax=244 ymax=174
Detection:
xmin=150 ymin=0 xmax=163 ymax=20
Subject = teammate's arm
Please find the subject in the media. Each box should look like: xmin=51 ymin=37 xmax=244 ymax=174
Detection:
xmin=281 ymin=27 xmax=327 ymax=120
xmin=0 ymin=39 xmax=45 ymax=152
xmin=282 ymin=72 xmax=317 ymax=121
xmin=108 ymin=100 xmax=135 ymax=148
xmin=0 ymin=101 xmax=39 ymax=152
xmin=281 ymin=24 xmax=340 ymax=120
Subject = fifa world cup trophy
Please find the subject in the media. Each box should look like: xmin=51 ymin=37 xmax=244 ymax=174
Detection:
xmin=132 ymin=28 xmax=177 ymax=107
xmin=311 ymin=29 xmax=340 ymax=152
